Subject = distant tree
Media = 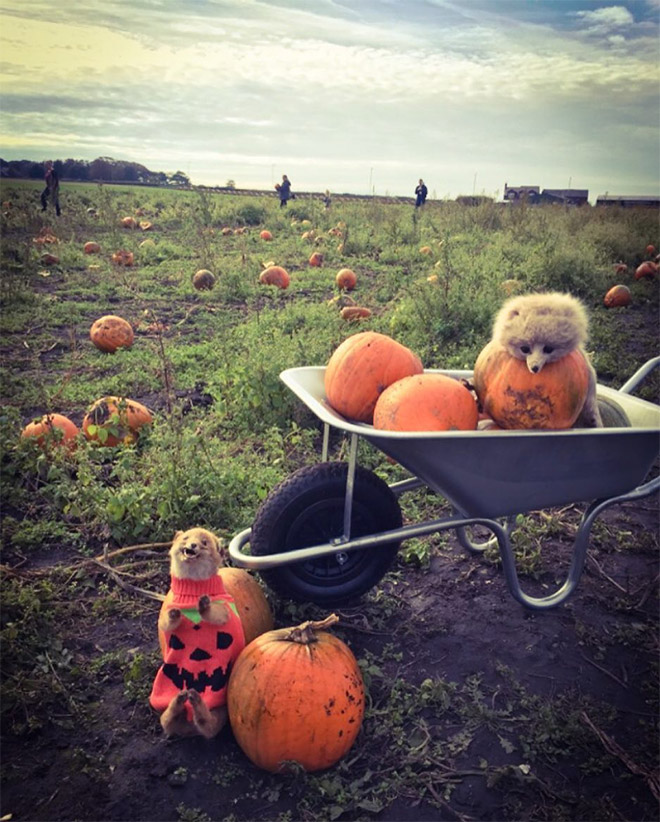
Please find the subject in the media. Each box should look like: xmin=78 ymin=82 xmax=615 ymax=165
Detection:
xmin=29 ymin=162 xmax=43 ymax=179
xmin=225 ymin=179 xmax=236 ymax=189
xmin=168 ymin=171 xmax=190 ymax=187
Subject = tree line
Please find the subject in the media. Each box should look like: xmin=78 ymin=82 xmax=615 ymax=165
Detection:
xmin=0 ymin=156 xmax=191 ymax=187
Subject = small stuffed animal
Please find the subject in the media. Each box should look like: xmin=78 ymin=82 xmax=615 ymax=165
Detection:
xmin=149 ymin=528 xmax=245 ymax=738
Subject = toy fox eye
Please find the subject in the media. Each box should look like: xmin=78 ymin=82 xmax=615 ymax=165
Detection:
xmin=520 ymin=345 xmax=531 ymax=354
xmin=543 ymin=345 xmax=554 ymax=354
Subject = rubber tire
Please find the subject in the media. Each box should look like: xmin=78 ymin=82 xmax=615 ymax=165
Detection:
xmin=250 ymin=462 xmax=403 ymax=605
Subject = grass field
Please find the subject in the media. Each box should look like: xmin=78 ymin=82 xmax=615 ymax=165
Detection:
xmin=1 ymin=179 xmax=658 ymax=822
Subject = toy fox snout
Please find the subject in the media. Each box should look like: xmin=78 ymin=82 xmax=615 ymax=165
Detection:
xmin=526 ymin=353 xmax=547 ymax=374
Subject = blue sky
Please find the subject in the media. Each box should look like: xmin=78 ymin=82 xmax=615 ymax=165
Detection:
xmin=1 ymin=0 xmax=658 ymax=200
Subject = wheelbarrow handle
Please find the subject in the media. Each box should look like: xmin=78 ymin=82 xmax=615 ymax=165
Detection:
xmin=618 ymin=356 xmax=660 ymax=395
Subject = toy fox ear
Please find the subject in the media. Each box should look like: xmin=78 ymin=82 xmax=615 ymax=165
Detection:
xmin=173 ymin=530 xmax=183 ymax=540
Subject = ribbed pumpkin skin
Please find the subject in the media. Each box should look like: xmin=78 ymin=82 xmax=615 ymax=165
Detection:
xmin=158 ymin=567 xmax=273 ymax=658
xmin=473 ymin=341 xmax=589 ymax=430
xmin=82 ymin=396 xmax=152 ymax=446
xmin=227 ymin=620 xmax=365 ymax=773
xmin=374 ymin=374 xmax=478 ymax=432
xmin=324 ymin=332 xmax=423 ymax=423
xmin=90 ymin=315 xmax=134 ymax=353
xmin=22 ymin=413 xmax=79 ymax=448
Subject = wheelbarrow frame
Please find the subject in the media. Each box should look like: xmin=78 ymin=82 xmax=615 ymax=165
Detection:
xmin=229 ymin=357 xmax=660 ymax=610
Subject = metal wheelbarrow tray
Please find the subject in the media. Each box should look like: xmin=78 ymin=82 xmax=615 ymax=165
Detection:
xmin=229 ymin=358 xmax=660 ymax=610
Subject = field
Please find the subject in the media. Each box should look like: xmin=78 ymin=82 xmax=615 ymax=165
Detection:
xmin=1 ymin=179 xmax=659 ymax=822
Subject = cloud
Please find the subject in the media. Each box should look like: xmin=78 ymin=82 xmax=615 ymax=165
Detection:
xmin=572 ymin=6 xmax=635 ymax=32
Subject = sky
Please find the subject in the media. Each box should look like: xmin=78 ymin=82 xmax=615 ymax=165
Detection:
xmin=0 ymin=0 xmax=658 ymax=201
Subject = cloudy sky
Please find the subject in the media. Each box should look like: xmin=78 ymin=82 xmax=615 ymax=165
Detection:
xmin=1 ymin=0 xmax=658 ymax=200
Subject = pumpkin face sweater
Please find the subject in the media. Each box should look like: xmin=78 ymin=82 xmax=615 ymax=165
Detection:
xmin=149 ymin=575 xmax=245 ymax=718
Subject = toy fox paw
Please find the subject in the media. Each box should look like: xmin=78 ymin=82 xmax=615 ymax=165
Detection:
xmin=198 ymin=595 xmax=210 ymax=614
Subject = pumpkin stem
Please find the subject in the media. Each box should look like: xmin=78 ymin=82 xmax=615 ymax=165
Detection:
xmin=286 ymin=614 xmax=339 ymax=645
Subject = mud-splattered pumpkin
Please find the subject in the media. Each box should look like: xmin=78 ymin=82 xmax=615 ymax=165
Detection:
xmin=89 ymin=315 xmax=134 ymax=353
xmin=82 ymin=396 xmax=153 ymax=446
xmin=335 ymin=269 xmax=357 ymax=290
xmin=309 ymin=251 xmax=324 ymax=267
xmin=324 ymin=331 xmax=423 ymax=423
xmin=158 ymin=567 xmax=273 ymax=657
xmin=259 ymin=266 xmax=290 ymax=289
xmin=373 ymin=373 xmax=478 ymax=432
xmin=84 ymin=241 xmax=101 ymax=254
xmin=112 ymin=249 xmax=134 ymax=266
xmin=192 ymin=269 xmax=215 ymax=290
xmin=227 ymin=614 xmax=365 ymax=773
xmin=473 ymin=341 xmax=590 ymax=429
xmin=21 ymin=413 xmax=79 ymax=449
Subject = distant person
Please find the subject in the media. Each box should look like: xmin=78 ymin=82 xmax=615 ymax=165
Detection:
xmin=415 ymin=178 xmax=428 ymax=208
xmin=278 ymin=174 xmax=292 ymax=207
xmin=41 ymin=160 xmax=61 ymax=216
xmin=322 ymin=190 xmax=331 ymax=209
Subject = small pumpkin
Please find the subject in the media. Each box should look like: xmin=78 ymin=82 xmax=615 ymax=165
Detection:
xmin=324 ymin=331 xmax=423 ymax=423
xmin=373 ymin=373 xmax=478 ymax=432
xmin=139 ymin=220 xmax=153 ymax=231
xmin=645 ymin=244 xmax=656 ymax=256
xmin=613 ymin=263 xmax=628 ymax=276
xmin=82 ymin=396 xmax=153 ymax=446
xmin=340 ymin=306 xmax=371 ymax=321
xmin=192 ymin=269 xmax=216 ymax=290
xmin=603 ymin=284 xmax=631 ymax=308
xmin=336 ymin=268 xmax=357 ymax=290
xmin=221 ymin=226 xmax=233 ymax=236
xmin=121 ymin=216 xmax=137 ymax=229
xmin=21 ymin=413 xmax=79 ymax=449
xmin=309 ymin=252 xmax=324 ymax=267
xmin=227 ymin=614 xmax=365 ymax=773
xmin=84 ymin=241 xmax=101 ymax=254
xmin=473 ymin=341 xmax=590 ymax=430
xmin=259 ymin=266 xmax=290 ymax=289
xmin=635 ymin=261 xmax=658 ymax=280
xmin=260 ymin=230 xmax=273 ymax=241
xmin=158 ymin=567 xmax=273 ymax=658
xmin=40 ymin=252 xmax=59 ymax=265
xmin=112 ymin=249 xmax=134 ymax=266
xmin=419 ymin=246 xmax=432 ymax=255
xmin=90 ymin=315 xmax=134 ymax=353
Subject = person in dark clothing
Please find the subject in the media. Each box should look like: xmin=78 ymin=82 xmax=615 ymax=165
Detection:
xmin=322 ymin=190 xmax=331 ymax=209
xmin=41 ymin=161 xmax=61 ymax=216
xmin=415 ymin=179 xmax=428 ymax=208
xmin=278 ymin=174 xmax=292 ymax=207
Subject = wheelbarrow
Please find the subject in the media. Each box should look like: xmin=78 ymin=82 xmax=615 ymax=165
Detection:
xmin=229 ymin=357 xmax=660 ymax=610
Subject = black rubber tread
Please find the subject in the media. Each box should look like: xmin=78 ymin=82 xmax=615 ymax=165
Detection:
xmin=250 ymin=462 xmax=403 ymax=605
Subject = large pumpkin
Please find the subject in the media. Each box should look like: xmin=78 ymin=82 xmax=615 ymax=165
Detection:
xmin=82 ymin=396 xmax=153 ymax=446
xmin=335 ymin=268 xmax=356 ymax=290
xmin=90 ymin=315 xmax=134 ymax=352
xmin=259 ymin=266 xmax=290 ymax=289
xmin=324 ymin=331 xmax=423 ymax=423
xmin=21 ymin=413 xmax=79 ymax=449
xmin=473 ymin=341 xmax=590 ymax=429
xmin=635 ymin=261 xmax=658 ymax=280
xmin=227 ymin=615 xmax=364 ymax=773
xmin=158 ymin=567 xmax=273 ymax=658
xmin=309 ymin=251 xmax=324 ymax=267
xmin=603 ymin=285 xmax=631 ymax=308
xmin=374 ymin=373 xmax=478 ymax=432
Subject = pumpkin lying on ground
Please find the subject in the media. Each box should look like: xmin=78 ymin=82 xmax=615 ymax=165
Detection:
xmin=21 ymin=413 xmax=79 ymax=449
xmin=259 ymin=266 xmax=290 ymax=289
xmin=227 ymin=614 xmax=365 ymax=773
xmin=84 ymin=241 xmax=101 ymax=254
xmin=260 ymin=230 xmax=273 ymax=241
xmin=192 ymin=269 xmax=215 ymax=290
xmin=603 ymin=285 xmax=631 ymax=308
xmin=112 ymin=249 xmax=134 ymax=266
xmin=309 ymin=251 xmax=323 ymax=267
xmin=473 ymin=341 xmax=590 ymax=429
xmin=340 ymin=306 xmax=371 ymax=321
xmin=40 ymin=252 xmax=59 ymax=266
xmin=324 ymin=331 xmax=423 ymax=423
xmin=373 ymin=373 xmax=478 ymax=432
xmin=121 ymin=216 xmax=137 ymax=229
xmin=90 ymin=315 xmax=134 ymax=352
xmin=336 ymin=268 xmax=357 ymax=290
xmin=158 ymin=566 xmax=273 ymax=658
xmin=82 ymin=397 xmax=153 ymax=446
xmin=635 ymin=261 xmax=658 ymax=280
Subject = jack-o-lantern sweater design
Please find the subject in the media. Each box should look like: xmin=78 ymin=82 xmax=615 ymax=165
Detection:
xmin=149 ymin=574 xmax=245 ymax=718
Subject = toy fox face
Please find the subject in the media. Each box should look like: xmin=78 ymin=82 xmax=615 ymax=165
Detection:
xmin=504 ymin=339 xmax=576 ymax=373
xmin=169 ymin=528 xmax=223 ymax=580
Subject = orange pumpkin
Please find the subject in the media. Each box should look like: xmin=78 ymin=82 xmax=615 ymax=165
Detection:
xmin=90 ymin=315 xmax=134 ymax=352
xmin=21 ymin=413 xmax=79 ymax=449
xmin=112 ymin=249 xmax=134 ymax=266
xmin=82 ymin=396 xmax=153 ymax=446
xmin=221 ymin=226 xmax=233 ymax=236
xmin=373 ymin=373 xmax=478 ymax=432
xmin=121 ymin=216 xmax=137 ymax=229
xmin=603 ymin=284 xmax=632 ymax=308
xmin=259 ymin=266 xmax=290 ymax=289
xmin=635 ymin=261 xmax=658 ymax=280
xmin=340 ymin=306 xmax=371 ymax=320
xmin=473 ymin=341 xmax=590 ymax=429
xmin=336 ymin=268 xmax=357 ymax=290
xmin=139 ymin=220 xmax=153 ymax=231
xmin=192 ymin=269 xmax=215 ymax=290
xmin=613 ymin=263 xmax=628 ymax=276
xmin=324 ymin=331 xmax=423 ymax=422
xmin=419 ymin=246 xmax=432 ymax=255
xmin=84 ymin=241 xmax=101 ymax=254
xmin=309 ymin=252 xmax=323 ymax=267
xmin=158 ymin=567 xmax=273 ymax=658
xmin=227 ymin=615 xmax=365 ymax=773
xmin=260 ymin=230 xmax=273 ymax=241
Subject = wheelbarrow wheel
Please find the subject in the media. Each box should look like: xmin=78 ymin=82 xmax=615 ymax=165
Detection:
xmin=250 ymin=462 xmax=403 ymax=605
